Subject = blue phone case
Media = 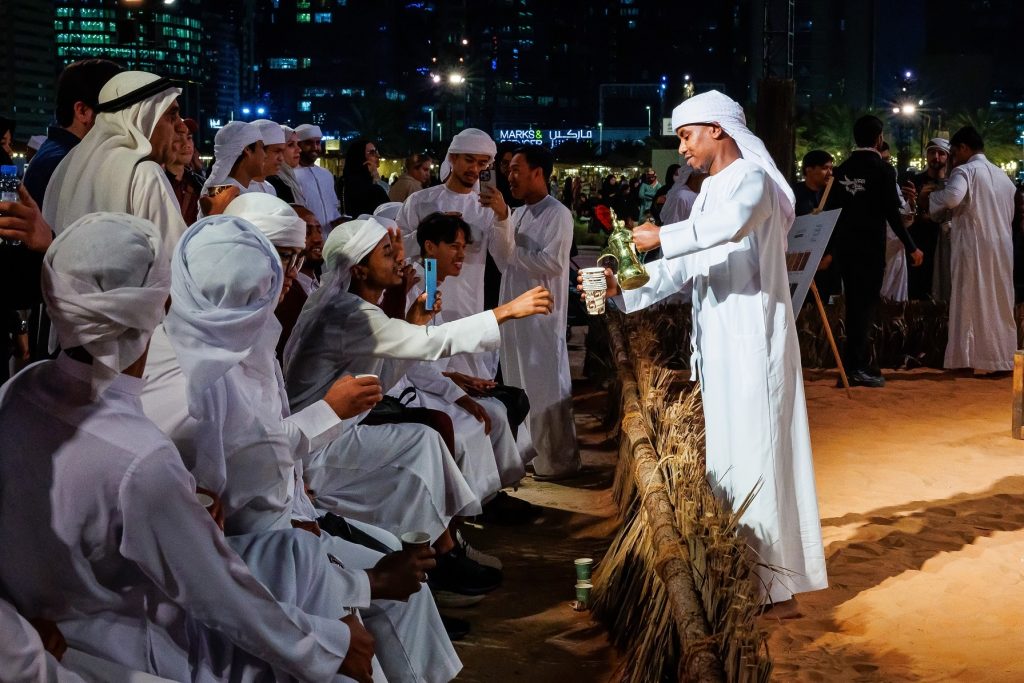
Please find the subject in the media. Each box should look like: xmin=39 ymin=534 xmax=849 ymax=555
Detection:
xmin=424 ymin=258 xmax=437 ymax=311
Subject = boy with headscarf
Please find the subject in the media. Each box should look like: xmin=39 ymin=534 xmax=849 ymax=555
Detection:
xmin=42 ymin=71 xmax=187 ymax=253
xmin=248 ymin=118 xmax=287 ymax=195
xmin=608 ymin=91 xmax=828 ymax=608
xmin=0 ymin=212 xmax=371 ymax=681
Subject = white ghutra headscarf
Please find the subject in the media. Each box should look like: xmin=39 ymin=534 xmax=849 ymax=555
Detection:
xmin=43 ymin=211 xmax=170 ymax=396
xmin=672 ymin=90 xmax=795 ymax=224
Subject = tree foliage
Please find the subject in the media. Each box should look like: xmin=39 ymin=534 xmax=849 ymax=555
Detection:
xmin=947 ymin=108 xmax=1021 ymax=166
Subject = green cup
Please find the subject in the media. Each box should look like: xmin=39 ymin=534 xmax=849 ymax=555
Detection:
xmin=574 ymin=581 xmax=593 ymax=611
xmin=574 ymin=557 xmax=593 ymax=581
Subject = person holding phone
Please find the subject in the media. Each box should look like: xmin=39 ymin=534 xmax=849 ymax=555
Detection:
xmin=341 ymin=139 xmax=390 ymax=218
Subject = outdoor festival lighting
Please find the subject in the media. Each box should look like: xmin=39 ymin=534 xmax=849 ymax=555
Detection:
xmin=256 ymin=107 xmax=266 ymax=115
xmin=892 ymin=107 xmax=901 ymax=114
xmin=901 ymin=103 xmax=917 ymax=115
xmin=448 ymin=73 xmax=465 ymax=85
xmin=430 ymin=74 xmax=441 ymax=84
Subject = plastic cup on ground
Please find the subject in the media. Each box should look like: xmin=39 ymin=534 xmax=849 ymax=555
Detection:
xmin=400 ymin=531 xmax=431 ymax=551
xmin=574 ymin=581 xmax=593 ymax=611
xmin=574 ymin=557 xmax=594 ymax=581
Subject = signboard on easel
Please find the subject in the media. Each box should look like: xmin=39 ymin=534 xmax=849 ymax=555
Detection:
xmin=785 ymin=208 xmax=841 ymax=311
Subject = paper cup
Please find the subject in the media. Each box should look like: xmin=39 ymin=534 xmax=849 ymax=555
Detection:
xmin=400 ymin=531 xmax=431 ymax=551
xmin=355 ymin=373 xmax=379 ymax=381
xmin=574 ymin=557 xmax=594 ymax=581
xmin=196 ymin=492 xmax=215 ymax=509
xmin=574 ymin=581 xmax=593 ymax=611
xmin=584 ymin=289 xmax=606 ymax=315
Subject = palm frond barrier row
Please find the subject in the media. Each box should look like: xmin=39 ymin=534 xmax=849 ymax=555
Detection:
xmin=588 ymin=310 xmax=771 ymax=683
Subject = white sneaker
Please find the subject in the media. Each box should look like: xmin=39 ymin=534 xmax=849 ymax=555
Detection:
xmin=456 ymin=529 xmax=503 ymax=570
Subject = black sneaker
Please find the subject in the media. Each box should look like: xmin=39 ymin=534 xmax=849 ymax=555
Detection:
xmin=428 ymin=544 xmax=503 ymax=596
xmin=843 ymin=370 xmax=885 ymax=388
xmin=479 ymin=491 xmax=541 ymax=526
xmin=440 ymin=614 xmax=471 ymax=641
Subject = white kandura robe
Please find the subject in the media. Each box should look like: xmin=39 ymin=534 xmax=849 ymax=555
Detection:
xmin=0 ymin=356 xmax=353 ymax=682
xmin=492 ymin=194 xmax=580 ymax=478
xmin=248 ymin=179 xmax=278 ymax=196
xmin=141 ymin=325 xmax=460 ymax=683
xmin=881 ymin=187 xmax=910 ymax=302
xmin=661 ymin=183 xmax=700 ymax=225
xmin=296 ymin=165 xmax=342 ymax=232
xmin=396 ymin=184 xmax=509 ymax=379
xmin=384 ymin=277 xmax=527 ymax=497
xmin=929 ymin=153 xmax=1017 ymax=371
xmin=618 ymin=158 xmax=827 ymax=603
xmin=284 ymin=291 xmax=504 ymax=537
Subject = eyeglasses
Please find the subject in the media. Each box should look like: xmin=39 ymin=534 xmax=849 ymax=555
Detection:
xmin=276 ymin=249 xmax=305 ymax=273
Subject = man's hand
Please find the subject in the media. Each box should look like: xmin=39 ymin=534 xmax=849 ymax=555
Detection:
xmin=387 ymin=228 xmax=406 ymax=264
xmin=901 ymin=182 xmax=918 ymax=205
xmin=909 ymin=248 xmax=924 ymax=267
xmin=406 ymin=291 xmax=441 ymax=325
xmin=199 ymin=185 xmax=241 ymax=216
xmin=631 ymin=222 xmax=661 ymax=252
xmin=455 ymin=396 xmax=492 ymax=434
xmin=576 ymin=266 xmax=620 ymax=300
xmin=338 ymin=614 xmax=375 ymax=682
xmin=323 ymin=375 xmax=383 ymax=419
xmin=366 ymin=547 xmax=436 ymax=601
xmin=14 ymin=331 xmax=29 ymax=362
xmin=443 ymin=371 xmax=497 ymax=397
xmin=0 ymin=185 xmax=53 ymax=252
xmin=29 ymin=618 xmax=67 ymax=661
xmin=399 ymin=263 xmax=419 ymax=295
xmin=365 ymin=160 xmax=381 ymax=182
xmin=817 ymin=254 xmax=833 ymax=272
xmin=493 ymin=286 xmax=553 ymax=323
xmin=479 ymin=186 xmax=509 ymax=221
xmin=196 ymin=486 xmax=225 ymax=531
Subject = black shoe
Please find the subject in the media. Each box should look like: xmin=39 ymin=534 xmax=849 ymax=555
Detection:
xmin=479 ymin=491 xmax=542 ymax=526
xmin=440 ymin=614 xmax=471 ymax=641
xmin=428 ymin=544 xmax=503 ymax=596
xmin=843 ymin=370 xmax=885 ymax=388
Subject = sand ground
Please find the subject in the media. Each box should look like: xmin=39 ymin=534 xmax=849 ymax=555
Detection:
xmin=454 ymin=326 xmax=1024 ymax=682
xmin=766 ymin=368 xmax=1024 ymax=682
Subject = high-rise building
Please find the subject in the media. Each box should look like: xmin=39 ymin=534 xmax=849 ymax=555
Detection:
xmin=0 ymin=0 xmax=57 ymax=141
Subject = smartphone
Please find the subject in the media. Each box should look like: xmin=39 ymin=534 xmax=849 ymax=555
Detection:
xmin=424 ymin=258 xmax=437 ymax=311
xmin=478 ymin=166 xmax=497 ymax=194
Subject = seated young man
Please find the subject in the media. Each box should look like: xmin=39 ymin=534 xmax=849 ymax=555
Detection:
xmin=0 ymin=212 xmax=371 ymax=682
xmin=391 ymin=211 xmax=539 ymax=523
xmin=283 ymin=214 xmax=553 ymax=598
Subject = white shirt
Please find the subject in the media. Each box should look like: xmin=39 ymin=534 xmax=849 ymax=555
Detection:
xmin=0 ymin=355 xmax=351 ymax=681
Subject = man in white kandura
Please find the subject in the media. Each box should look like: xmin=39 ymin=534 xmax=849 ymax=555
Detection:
xmin=294 ymin=123 xmax=343 ymax=233
xmin=43 ymin=70 xmax=187 ymax=251
xmin=924 ymin=125 xmax=1017 ymax=374
xmin=200 ymin=120 xmax=264 ymax=200
xmin=248 ymin=118 xmax=288 ymax=195
xmin=396 ymin=127 xmax=507 ymax=381
xmin=0 ymin=212 xmax=370 ymax=682
xmin=611 ymin=91 xmax=827 ymax=607
xmin=491 ymin=145 xmax=581 ymax=480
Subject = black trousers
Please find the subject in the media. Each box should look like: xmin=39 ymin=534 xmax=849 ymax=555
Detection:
xmin=840 ymin=256 xmax=884 ymax=373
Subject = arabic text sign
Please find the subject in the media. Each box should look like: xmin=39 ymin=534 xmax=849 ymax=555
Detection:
xmin=494 ymin=128 xmax=594 ymax=147
xmin=786 ymin=209 xmax=841 ymax=311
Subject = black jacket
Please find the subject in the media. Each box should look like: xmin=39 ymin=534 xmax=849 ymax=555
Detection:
xmin=825 ymin=150 xmax=917 ymax=264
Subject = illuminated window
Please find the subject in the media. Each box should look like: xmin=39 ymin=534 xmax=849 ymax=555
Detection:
xmin=302 ymin=57 xmax=312 ymax=68
xmin=314 ymin=12 xmax=331 ymax=23
xmin=297 ymin=12 xmax=311 ymax=22
xmin=269 ymin=57 xmax=298 ymax=69
xmin=299 ymin=101 xmax=312 ymax=112
xmin=297 ymin=0 xmax=310 ymax=6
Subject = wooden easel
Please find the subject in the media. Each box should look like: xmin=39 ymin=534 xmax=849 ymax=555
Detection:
xmin=809 ymin=178 xmax=852 ymax=398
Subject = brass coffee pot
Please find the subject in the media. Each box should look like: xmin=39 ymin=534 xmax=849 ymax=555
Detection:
xmin=598 ymin=209 xmax=649 ymax=290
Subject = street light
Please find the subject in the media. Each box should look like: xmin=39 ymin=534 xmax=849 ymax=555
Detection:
xmin=901 ymin=103 xmax=916 ymax=115
xmin=429 ymin=107 xmax=434 ymax=142
xmin=645 ymin=105 xmax=651 ymax=136
xmin=598 ymin=121 xmax=603 ymax=154
xmin=437 ymin=121 xmax=443 ymax=141
xmin=448 ymin=73 xmax=465 ymax=85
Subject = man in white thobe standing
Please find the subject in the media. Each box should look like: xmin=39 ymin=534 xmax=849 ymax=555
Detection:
xmin=924 ymin=125 xmax=1017 ymax=373
xmin=488 ymin=145 xmax=581 ymax=480
xmin=396 ymin=128 xmax=507 ymax=380
xmin=0 ymin=212 xmax=374 ymax=682
xmin=42 ymin=70 xmax=187 ymax=252
xmin=294 ymin=123 xmax=343 ymax=233
xmin=620 ymin=91 xmax=827 ymax=606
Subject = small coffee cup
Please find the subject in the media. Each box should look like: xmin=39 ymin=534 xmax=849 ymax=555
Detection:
xmin=196 ymin=492 xmax=216 ymax=509
xmin=574 ymin=581 xmax=593 ymax=611
xmin=400 ymin=531 xmax=431 ymax=551
xmin=574 ymin=557 xmax=594 ymax=581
